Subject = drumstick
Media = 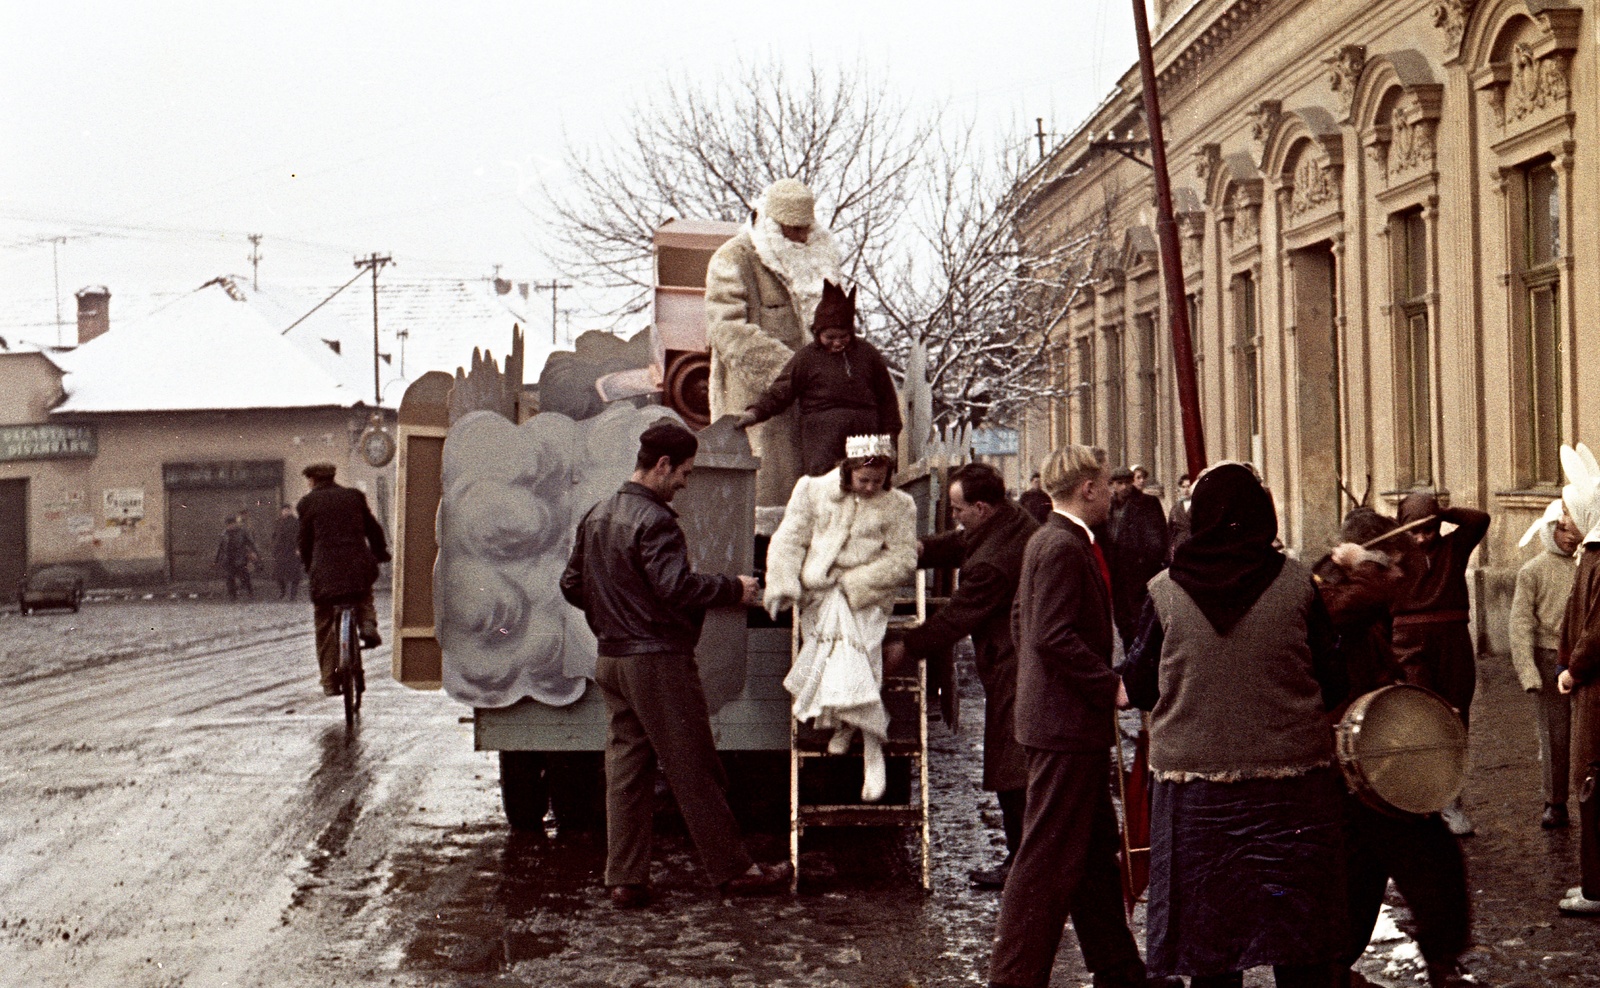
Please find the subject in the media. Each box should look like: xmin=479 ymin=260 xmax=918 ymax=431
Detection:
xmin=1359 ymin=514 xmax=1438 ymax=550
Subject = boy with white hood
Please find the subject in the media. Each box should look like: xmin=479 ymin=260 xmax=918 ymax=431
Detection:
xmin=1510 ymin=500 xmax=1580 ymax=830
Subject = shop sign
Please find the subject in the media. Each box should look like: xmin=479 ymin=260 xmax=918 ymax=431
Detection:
xmin=0 ymin=424 xmax=97 ymax=462
xmin=103 ymin=487 xmax=145 ymax=521
xmin=162 ymin=460 xmax=284 ymax=490
xmin=969 ymin=427 xmax=1019 ymax=456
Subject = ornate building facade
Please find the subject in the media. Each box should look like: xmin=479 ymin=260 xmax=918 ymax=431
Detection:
xmin=1015 ymin=0 xmax=1597 ymax=651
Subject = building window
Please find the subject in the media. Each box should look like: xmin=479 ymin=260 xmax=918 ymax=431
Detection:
xmin=1391 ymin=209 xmax=1432 ymax=486
xmin=1521 ymin=158 xmax=1561 ymax=487
xmin=1104 ymin=327 xmax=1125 ymax=467
xmin=1135 ymin=312 xmax=1158 ymax=471
xmin=1077 ymin=336 xmax=1096 ymax=444
xmin=1232 ymin=272 xmax=1260 ymax=462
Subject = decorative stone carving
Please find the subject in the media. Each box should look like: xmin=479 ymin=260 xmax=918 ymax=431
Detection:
xmin=1325 ymin=45 xmax=1367 ymax=121
xmin=1232 ymin=184 xmax=1261 ymax=244
xmin=1195 ymin=143 xmax=1221 ymax=184
xmin=1247 ymin=101 xmax=1282 ymax=167
xmin=1431 ymin=0 xmax=1476 ymax=57
xmin=1507 ymin=44 xmax=1570 ymax=122
xmin=1290 ymin=153 xmax=1339 ymax=217
xmin=1178 ymin=212 xmax=1205 ymax=269
xmin=1388 ymin=106 xmax=1437 ymax=179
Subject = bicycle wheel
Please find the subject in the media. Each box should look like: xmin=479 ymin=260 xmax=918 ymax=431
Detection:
xmin=339 ymin=608 xmax=358 ymax=728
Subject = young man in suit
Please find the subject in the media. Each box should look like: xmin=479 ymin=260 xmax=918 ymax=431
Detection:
xmin=987 ymin=445 xmax=1176 ymax=988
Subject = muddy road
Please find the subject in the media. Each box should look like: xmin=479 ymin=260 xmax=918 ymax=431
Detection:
xmin=0 ymin=595 xmax=1595 ymax=987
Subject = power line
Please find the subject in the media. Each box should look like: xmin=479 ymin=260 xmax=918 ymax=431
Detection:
xmin=354 ymin=253 xmax=394 ymax=405
xmin=532 ymin=280 xmax=573 ymax=345
xmin=279 ymin=267 xmax=367 ymax=337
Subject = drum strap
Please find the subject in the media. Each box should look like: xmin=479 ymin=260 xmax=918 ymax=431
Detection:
xmin=1392 ymin=609 xmax=1469 ymax=627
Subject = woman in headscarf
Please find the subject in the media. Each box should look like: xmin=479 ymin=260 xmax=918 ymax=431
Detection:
xmin=1558 ymin=444 xmax=1600 ymax=914
xmin=1119 ymin=462 xmax=1347 ymax=988
xmin=763 ymin=434 xmax=917 ymax=802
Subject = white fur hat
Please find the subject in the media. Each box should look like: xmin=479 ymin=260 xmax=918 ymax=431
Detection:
xmin=761 ymin=179 xmax=815 ymax=227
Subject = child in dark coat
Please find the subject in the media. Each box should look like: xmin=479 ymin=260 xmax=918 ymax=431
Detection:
xmin=736 ymin=280 xmax=901 ymax=476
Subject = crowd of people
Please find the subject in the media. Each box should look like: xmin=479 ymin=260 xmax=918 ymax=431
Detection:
xmin=549 ymin=177 xmax=1600 ymax=987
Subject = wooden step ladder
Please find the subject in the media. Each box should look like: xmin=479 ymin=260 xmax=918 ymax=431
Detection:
xmin=788 ymin=578 xmax=931 ymax=891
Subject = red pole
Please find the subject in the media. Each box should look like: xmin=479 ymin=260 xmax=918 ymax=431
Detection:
xmin=1131 ymin=0 xmax=1207 ymax=479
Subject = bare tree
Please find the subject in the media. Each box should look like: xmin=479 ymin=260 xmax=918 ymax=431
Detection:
xmin=865 ymin=128 xmax=1115 ymax=432
xmin=544 ymin=59 xmax=934 ymax=316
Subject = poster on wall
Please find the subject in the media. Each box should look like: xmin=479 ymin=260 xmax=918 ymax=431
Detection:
xmin=103 ymin=488 xmax=145 ymax=522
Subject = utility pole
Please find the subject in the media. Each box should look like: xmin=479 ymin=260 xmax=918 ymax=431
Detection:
xmin=247 ymin=234 xmax=264 ymax=289
xmin=533 ymin=280 xmax=573 ymax=345
xmin=396 ymin=327 xmax=409 ymax=377
xmin=1036 ymin=118 xmax=1048 ymax=161
xmin=353 ymin=253 xmax=393 ymax=405
xmin=1131 ymin=0 xmax=1206 ymax=479
xmin=51 ymin=237 xmax=66 ymax=346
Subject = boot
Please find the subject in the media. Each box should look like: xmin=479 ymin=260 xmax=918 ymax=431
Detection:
xmin=827 ymin=723 xmax=856 ymax=755
xmin=861 ymin=733 xmax=886 ymax=802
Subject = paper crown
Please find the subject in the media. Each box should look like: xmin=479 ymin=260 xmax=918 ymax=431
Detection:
xmin=845 ymin=434 xmax=895 ymax=460
xmin=812 ymin=279 xmax=857 ymax=334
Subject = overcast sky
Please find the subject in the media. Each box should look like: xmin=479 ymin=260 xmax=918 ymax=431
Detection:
xmin=2 ymin=1 xmax=1139 ymax=340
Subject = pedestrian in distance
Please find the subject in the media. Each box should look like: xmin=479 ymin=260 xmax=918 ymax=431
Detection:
xmin=215 ymin=514 xmax=259 ymax=600
xmin=1390 ymin=489 xmax=1490 ymax=836
xmin=297 ymin=463 xmax=389 ymax=697
xmin=733 ymin=279 xmax=902 ymax=477
xmin=1018 ymin=472 xmax=1052 ymax=524
xmin=1314 ymin=507 xmax=1474 ymax=988
xmin=1166 ymin=474 xmax=1192 ymax=563
xmin=1107 ymin=465 xmax=1169 ymax=648
xmin=1556 ymin=443 xmax=1600 ymax=915
xmin=560 ymin=421 xmax=791 ymax=908
xmin=271 ymin=504 xmax=303 ymax=601
xmin=987 ymin=444 xmax=1178 ymax=988
xmin=1120 ymin=461 xmax=1348 ymax=988
xmin=885 ymin=461 xmax=1036 ymax=888
xmin=1510 ymin=500 xmax=1580 ymax=830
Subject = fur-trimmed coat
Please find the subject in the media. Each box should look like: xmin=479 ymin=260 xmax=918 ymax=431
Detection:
xmin=764 ymin=469 xmax=918 ymax=614
xmin=705 ymin=223 xmax=839 ymax=506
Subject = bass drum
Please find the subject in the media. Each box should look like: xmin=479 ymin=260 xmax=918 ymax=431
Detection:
xmin=1336 ymin=684 xmax=1469 ymax=816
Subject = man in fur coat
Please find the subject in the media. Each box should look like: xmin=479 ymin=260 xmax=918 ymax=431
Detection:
xmin=705 ymin=178 xmax=843 ymax=508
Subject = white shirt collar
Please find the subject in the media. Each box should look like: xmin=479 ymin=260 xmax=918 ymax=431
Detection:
xmin=1053 ymin=507 xmax=1095 ymax=542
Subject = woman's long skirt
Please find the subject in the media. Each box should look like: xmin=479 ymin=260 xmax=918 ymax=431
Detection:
xmin=1146 ymin=766 xmax=1348 ymax=978
xmin=783 ymin=585 xmax=889 ymax=741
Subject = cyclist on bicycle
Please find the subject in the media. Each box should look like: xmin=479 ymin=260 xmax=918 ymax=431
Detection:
xmin=297 ymin=462 xmax=390 ymax=696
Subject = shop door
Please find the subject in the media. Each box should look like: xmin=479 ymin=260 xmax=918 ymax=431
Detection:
xmin=0 ymin=479 xmax=26 ymax=602
xmin=167 ymin=487 xmax=280 ymax=581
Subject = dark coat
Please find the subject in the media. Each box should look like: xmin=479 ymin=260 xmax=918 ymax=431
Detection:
xmin=904 ymin=499 xmax=1037 ymax=791
xmin=271 ymin=513 xmax=301 ymax=582
xmin=1018 ymin=488 xmax=1052 ymax=524
xmin=215 ymin=526 xmax=258 ymax=572
xmin=561 ymin=482 xmax=744 ymax=657
xmin=296 ymin=483 xmax=389 ymax=604
xmin=1011 ymin=513 xmax=1121 ymax=752
xmin=1108 ymin=489 xmax=1169 ymax=640
xmin=746 ymin=336 xmax=903 ymax=476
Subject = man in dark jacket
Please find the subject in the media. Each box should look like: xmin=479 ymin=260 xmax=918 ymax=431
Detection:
xmin=887 ymin=462 xmax=1035 ymax=888
xmin=297 ymin=463 xmax=389 ymax=696
xmin=988 ymin=445 xmax=1175 ymax=988
xmin=1392 ymin=490 xmax=1490 ymax=836
xmin=271 ymin=504 xmax=302 ymax=600
xmin=560 ymin=421 xmax=789 ymax=908
xmin=1107 ymin=466 xmax=1170 ymax=646
xmin=215 ymin=514 xmax=259 ymax=600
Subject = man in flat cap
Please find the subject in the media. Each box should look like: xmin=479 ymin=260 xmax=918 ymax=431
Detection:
xmin=705 ymin=178 xmax=843 ymax=509
xmin=297 ymin=462 xmax=389 ymax=696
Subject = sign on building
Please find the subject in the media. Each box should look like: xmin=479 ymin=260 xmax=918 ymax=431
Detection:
xmin=103 ymin=488 xmax=145 ymax=521
xmin=0 ymin=424 xmax=97 ymax=462
xmin=970 ymin=427 xmax=1020 ymax=456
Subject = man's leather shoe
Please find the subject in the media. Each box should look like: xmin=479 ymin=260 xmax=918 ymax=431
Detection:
xmin=358 ymin=628 xmax=382 ymax=648
xmin=1558 ymin=890 xmax=1600 ymax=915
xmin=1541 ymin=802 xmax=1569 ymax=829
xmin=322 ymin=683 xmax=342 ymax=697
xmin=968 ymin=862 xmax=1010 ymax=888
xmin=721 ymin=860 xmax=792 ymax=896
xmin=608 ymin=884 xmax=651 ymax=909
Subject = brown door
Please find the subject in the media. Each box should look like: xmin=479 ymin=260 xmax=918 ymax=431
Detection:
xmin=0 ymin=478 xmax=26 ymax=602
xmin=166 ymin=487 xmax=279 ymax=581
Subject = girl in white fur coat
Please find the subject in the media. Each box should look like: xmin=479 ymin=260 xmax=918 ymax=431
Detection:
xmin=764 ymin=443 xmax=917 ymax=801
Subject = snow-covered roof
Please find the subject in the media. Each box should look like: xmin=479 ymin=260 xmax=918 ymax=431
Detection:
xmin=53 ymin=279 xmax=362 ymax=413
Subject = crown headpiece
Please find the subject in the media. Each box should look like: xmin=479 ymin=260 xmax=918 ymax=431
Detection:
xmin=812 ymin=280 xmax=857 ymax=335
xmin=845 ymin=434 xmax=895 ymax=460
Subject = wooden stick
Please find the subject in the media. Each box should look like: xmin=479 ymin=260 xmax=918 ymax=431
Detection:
xmin=1360 ymin=514 xmax=1438 ymax=550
